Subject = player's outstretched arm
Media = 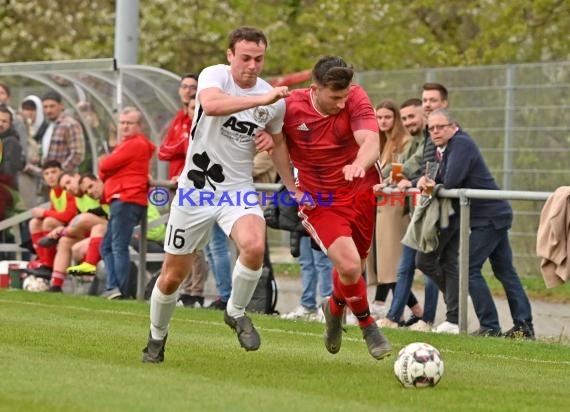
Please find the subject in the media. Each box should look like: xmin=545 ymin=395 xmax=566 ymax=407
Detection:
xmin=199 ymin=86 xmax=290 ymax=117
xmin=343 ymin=129 xmax=380 ymax=182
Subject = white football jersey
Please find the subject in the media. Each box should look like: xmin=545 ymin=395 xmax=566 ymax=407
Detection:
xmin=178 ymin=64 xmax=285 ymax=194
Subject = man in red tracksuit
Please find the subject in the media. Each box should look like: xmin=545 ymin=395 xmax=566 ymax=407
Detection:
xmin=99 ymin=107 xmax=156 ymax=299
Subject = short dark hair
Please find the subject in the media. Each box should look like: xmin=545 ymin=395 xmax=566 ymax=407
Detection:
xmin=0 ymin=103 xmax=13 ymax=124
xmin=41 ymin=160 xmax=62 ymax=171
xmin=400 ymin=98 xmax=422 ymax=109
xmin=181 ymin=73 xmax=199 ymax=82
xmin=422 ymin=83 xmax=448 ymax=101
xmin=79 ymin=173 xmax=98 ymax=186
xmin=41 ymin=90 xmax=63 ymax=103
xmin=312 ymin=56 xmax=354 ymax=90
xmin=228 ymin=26 xmax=267 ymax=53
xmin=21 ymin=99 xmax=38 ymax=111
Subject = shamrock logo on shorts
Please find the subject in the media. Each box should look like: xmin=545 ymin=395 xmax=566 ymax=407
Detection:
xmin=187 ymin=151 xmax=225 ymax=190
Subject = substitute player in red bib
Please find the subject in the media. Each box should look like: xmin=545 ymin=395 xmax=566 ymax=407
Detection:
xmin=283 ymin=56 xmax=391 ymax=359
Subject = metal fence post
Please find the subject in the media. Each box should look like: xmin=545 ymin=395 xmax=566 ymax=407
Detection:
xmin=458 ymin=189 xmax=471 ymax=333
xmin=503 ymin=65 xmax=515 ymax=190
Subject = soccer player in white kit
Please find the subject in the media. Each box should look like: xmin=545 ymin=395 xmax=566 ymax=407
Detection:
xmin=143 ymin=27 xmax=296 ymax=362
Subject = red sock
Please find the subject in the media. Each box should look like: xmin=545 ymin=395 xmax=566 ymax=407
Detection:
xmin=338 ymin=275 xmax=374 ymax=327
xmin=44 ymin=246 xmax=57 ymax=268
xmin=85 ymin=237 xmax=102 ymax=265
xmin=51 ymin=271 xmax=65 ymax=287
xmin=329 ymin=268 xmax=346 ymax=317
xmin=31 ymin=231 xmax=48 ymax=265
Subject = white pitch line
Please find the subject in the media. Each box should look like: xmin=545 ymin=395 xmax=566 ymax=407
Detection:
xmin=2 ymin=298 xmax=569 ymax=366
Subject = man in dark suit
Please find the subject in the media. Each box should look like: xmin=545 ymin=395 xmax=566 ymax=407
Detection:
xmin=420 ymin=107 xmax=534 ymax=339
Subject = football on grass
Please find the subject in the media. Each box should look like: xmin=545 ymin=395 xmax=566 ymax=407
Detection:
xmin=394 ymin=342 xmax=444 ymax=388
xmin=22 ymin=275 xmax=49 ymax=292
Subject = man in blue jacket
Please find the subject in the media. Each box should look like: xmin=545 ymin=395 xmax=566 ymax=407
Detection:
xmin=420 ymin=108 xmax=534 ymax=339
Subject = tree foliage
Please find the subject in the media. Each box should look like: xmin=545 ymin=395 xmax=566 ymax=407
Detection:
xmin=1 ymin=0 xmax=569 ymax=74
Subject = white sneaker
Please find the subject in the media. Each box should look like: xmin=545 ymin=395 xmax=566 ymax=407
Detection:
xmin=308 ymin=306 xmax=325 ymax=323
xmin=433 ymin=321 xmax=459 ymax=334
xmin=409 ymin=320 xmax=432 ymax=332
xmin=377 ymin=318 xmax=399 ymax=329
xmin=280 ymin=306 xmax=317 ymax=320
xmin=370 ymin=302 xmax=387 ymax=319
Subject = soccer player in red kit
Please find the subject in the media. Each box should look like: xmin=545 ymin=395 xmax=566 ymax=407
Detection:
xmin=283 ymin=56 xmax=391 ymax=360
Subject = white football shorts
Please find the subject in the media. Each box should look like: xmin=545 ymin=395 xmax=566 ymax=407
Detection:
xmin=163 ymin=188 xmax=264 ymax=255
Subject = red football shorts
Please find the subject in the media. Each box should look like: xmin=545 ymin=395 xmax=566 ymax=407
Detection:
xmin=298 ymin=198 xmax=375 ymax=259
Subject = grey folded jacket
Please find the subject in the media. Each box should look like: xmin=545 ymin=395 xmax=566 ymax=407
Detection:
xmin=401 ymin=184 xmax=454 ymax=253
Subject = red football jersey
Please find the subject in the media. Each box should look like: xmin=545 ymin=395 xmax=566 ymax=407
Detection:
xmin=283 ymin=85 xmax=380 ymax=202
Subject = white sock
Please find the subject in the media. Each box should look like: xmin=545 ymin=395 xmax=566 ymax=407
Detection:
xmin=149 ymin=284 xmax=178 ymax=340
xmin=226 ymin=259 xmax=262 ymax=318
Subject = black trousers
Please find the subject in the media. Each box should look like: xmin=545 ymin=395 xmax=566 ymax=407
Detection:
xmin=415 ymin=218 xmax=459 ymax=324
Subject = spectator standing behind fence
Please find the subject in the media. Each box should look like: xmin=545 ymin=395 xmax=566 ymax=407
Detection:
xmin=143 ymin=26 xmax=294 ymax=362
xmin=411 ymin=87 xmax=462 ymax=335
xmin=40 ymin=91 xmax=85 ymax=173
xmin=19 ymin=96 xmax=47 ymax=208
xmin=99 ymin=107 xmax=155 ymax=300
xmin=282 ymin=56 xmax=391 ymax=360
xmin=0 ymin=85 xmax=28 ymax=251
xmin=367 ymin=99 xmax=423 ymax=325
xmin=0 ymin=82 xmax=28 ymax=154
xmin=428 ymin=108 xmax=535 ymax=339
xmin=21 ymin=96 xmax=48 ymax=143
xmin=397 ymin=85 xmax=452 ymax=332
xmin=413 ymin=162 xmax=460 ymax=334
xmin=400 ymin=83 xmax=449 ymax=190
xmin=0 ymin=104 xmax=25 ymax=221
xmin=378 ymin=98 xmax=439 ymax=331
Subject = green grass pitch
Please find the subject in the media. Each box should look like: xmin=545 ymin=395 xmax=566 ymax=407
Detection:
xmin=0 ymin=290 xmax=567 ymax=412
